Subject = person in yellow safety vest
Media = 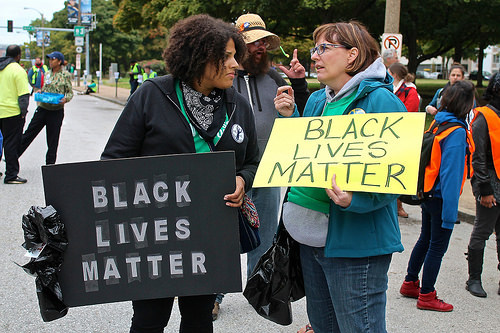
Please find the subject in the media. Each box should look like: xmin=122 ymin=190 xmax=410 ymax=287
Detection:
xmin=143 ymin=65 xmax=158 ymax=81
xmin=128 ymin=60 xmax=144 ymax=96
xmin=27 ymin=57 xmax=49 ymax=91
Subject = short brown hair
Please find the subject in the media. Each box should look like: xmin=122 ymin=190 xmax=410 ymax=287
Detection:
xmin=163 ymin=14 xmax=247 ymax=86
xmin=312 ymin=21 xmax=380 ymax=76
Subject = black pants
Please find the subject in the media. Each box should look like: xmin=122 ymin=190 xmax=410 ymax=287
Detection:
xmin=130 ymin=294 xmax=216 ymax=333
xmin=130 ymin=79 xmax=139 ymax=95
xmin=469 ymin=200 xmax=500 ymax=261
xmin=0 ymin=115 xmax=25 ymax=180
xmin=20 ymin=107 xmax=64 ymax=165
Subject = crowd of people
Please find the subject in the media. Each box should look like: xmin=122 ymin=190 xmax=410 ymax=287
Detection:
xmin=0 ymin=11 xmax=499 ymax=333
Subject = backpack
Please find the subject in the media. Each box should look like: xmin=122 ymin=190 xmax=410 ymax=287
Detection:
xmin=399 ymin=120 xmax=470 ymax=205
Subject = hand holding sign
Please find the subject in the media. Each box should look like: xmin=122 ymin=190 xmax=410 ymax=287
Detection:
xmin=277 ymin=49 xmax=306 ymax=79
xmin=325 ymin=174 xmax=352 ymax=208
xmin=224 ymin=175 xmax=246 ymax=207
xmin=274 ymin=86 xmax=295 ymax=117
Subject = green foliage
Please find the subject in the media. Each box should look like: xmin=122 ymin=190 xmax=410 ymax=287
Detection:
xmin=140 ymin=59 xmax=167 ymax=76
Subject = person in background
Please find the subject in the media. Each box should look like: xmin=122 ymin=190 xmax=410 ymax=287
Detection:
xmin=101 ymin=14 xmax=259 ymax=333
xmin=143 ymin=65 xmax=158 ymax=81
xmin=0 ymin=45 xmax=31 ymax=184
xmin=20 ymin=51 xmax=73 ymax=165
xmin=425 ymin=64 xmax=466 ymax=116
xmin=234 ymin=11 xmax=309 ymax=275
xmin=128 ymin=60 xmax=143 ymax=96
xmin=465 ymin=72 xmax=500 ymax=298
xmin=400 ymin=80 xmax=475 ymax=312
xmin=388 ymin=63 xmax=420 ymax=112
xmin=382 ymin=48 xmax=398 ymax=68
xmin=27 ymin=57 xmax=48 ymax=92
xmin=83 ymin=80 xmax=97 ymax=94
xmin=224 ymin=12 xmax=309 ymax=321
xmin=388 ymin=62 xmax=421 ymax=218
xmin=275 ymin=21 xmax=406 ymax=333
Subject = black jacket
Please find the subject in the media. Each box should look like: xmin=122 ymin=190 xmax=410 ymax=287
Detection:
xmin=471 ymin=104 xmax=500 ymax=199
xmin=101 ymin=75 xmax=259 ymax=192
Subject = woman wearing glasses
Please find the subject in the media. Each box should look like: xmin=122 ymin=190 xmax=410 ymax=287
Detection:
xmin=275 ymin=21 xmax=406 ymax=333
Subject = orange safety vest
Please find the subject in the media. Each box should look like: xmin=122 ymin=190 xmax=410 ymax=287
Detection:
xmin=471 ymin=106 xmax=500 ymax=179
xmin=423 ymin=121 xmax=475 ymax=194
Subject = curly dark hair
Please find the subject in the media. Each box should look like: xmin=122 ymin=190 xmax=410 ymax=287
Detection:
xmin=163 ymin=14 xmax=247 ymax=86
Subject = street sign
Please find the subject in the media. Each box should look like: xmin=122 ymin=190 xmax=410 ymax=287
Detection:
xmin=76 ymin=54 xmax=81 ymax=70
xmin=74 ymin=26 xmax=85 ymax=37
xmin=23 ymin=25 xmax=35 ymax=32
xmin=75 ymin=37 xmax=84 ymax=46
xmin=381 ymin=33 xmax=403 ymax=59
xmin=76 ymin=46 xmax=83 ymax=54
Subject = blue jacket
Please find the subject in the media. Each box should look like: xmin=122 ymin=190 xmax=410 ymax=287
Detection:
xmin=429 ymin=111 xmax=467 ymax=229
xmin=300 ymin=71 xmax=406 ymax=258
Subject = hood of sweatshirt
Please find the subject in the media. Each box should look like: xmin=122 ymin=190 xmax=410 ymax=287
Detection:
xmin=434 ymin=110 xmax=467 ymax=127
xmin=325 ymin=57 xmax=389 ymax=103
xmin=0 ymin=56 xmax=15 ymax=71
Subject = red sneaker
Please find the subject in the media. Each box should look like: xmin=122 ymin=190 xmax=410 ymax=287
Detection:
xmin=400 ymin=280 xmax=420 ymax=298
xmin=417 ymin=290 xmax=453 ymax=312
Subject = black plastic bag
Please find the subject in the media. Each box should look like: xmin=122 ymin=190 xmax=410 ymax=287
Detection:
xmin=20 ymin=206 xmax=69 ymax=322
xmin=243 ymin=222 xmax=305 ymax=325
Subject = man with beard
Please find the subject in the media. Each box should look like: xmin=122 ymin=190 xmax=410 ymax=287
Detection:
xmin=211 ymin=13 xmax=309 ymax=321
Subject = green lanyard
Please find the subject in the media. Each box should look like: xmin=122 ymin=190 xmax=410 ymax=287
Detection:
xmin=175 ymin=80 xmax=229 ymax=153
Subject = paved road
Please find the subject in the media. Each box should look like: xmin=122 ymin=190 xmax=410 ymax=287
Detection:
xmin=0 ymin=92 xmax=497 ymax=332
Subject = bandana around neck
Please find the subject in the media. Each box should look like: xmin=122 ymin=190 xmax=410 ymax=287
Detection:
xmin=181 ymin=81 xmax=225 ymax=141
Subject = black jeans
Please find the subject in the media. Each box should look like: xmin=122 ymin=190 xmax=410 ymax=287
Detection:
xmin=20 ymin=106 xmax=64 ymax=165
xmin=130 ymin=294 xmax=216 ymax=333
xmin=0 ymin=115 xmax=25 ymax=180
xmin=469 ymin=200 xmax=500 ymax=260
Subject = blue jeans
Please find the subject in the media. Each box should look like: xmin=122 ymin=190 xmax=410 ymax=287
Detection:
xmin=300 ymin=245 xmax=392 ymax=333
xmin=405 ymin=198 xmax=453 ymax=294
xmin=246 ymin=187 xmax=281 ymax=277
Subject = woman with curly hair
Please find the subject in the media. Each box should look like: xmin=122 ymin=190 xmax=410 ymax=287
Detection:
xmin=101 ymin=14 xmax=259 ymax=332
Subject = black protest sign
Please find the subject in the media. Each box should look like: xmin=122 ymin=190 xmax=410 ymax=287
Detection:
xmin=42 ymin=152 xmax=241 ymax=307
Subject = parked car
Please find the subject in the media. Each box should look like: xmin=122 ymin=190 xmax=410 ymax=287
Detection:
xmin=416 ymin=71 xmax=431 ymax=79
xmin=469 ymin=70 xmax=491 ymax=80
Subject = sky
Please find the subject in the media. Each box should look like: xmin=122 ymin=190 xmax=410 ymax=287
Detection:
xmin=0 ymin=0 xmax=68 ymax=46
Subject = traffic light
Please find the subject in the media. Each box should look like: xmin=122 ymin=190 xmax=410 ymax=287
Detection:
xmin=7 ymin=20 xmax=13 ymax=32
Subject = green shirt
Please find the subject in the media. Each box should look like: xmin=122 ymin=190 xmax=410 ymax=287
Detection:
xmin=39 ymin=69 xmax=73 ymax=110
xmin=288 ymin=90 xmax=357 ymax=214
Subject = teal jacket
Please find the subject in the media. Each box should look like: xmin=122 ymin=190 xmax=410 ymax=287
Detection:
xmin=298 ymin=66 xmax=406 ymax=258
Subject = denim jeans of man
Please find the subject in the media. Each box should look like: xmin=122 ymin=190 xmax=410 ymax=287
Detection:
xmin=300 ymin=244 xmax=392 ymax=333
xmin=246 ymin=187 xmax=281 ymax=278
xmin=405 ymin=198 xmax=453 ymax=294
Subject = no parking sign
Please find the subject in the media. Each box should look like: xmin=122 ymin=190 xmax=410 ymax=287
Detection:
xmin=381 ymin=33 xmax=403 ymax=59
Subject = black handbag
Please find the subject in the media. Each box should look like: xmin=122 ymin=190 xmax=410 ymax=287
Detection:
xmin=238 ymin=194 xmax=261 ymax=254
xmin=243 ymin=219 xmax=305 ymax=325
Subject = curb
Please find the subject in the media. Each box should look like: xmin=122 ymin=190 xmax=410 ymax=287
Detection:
xmin=458 ymin=208 xmax=476 ymax=224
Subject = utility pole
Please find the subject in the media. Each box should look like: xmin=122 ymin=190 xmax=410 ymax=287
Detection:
xmin=384 ymin=0 xmax=401 ymax=33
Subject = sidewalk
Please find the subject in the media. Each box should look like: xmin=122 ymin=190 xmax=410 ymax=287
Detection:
xmin=73 ymin=81 xmax=129 ymax=105
xmin=72 ymin=82 xmax=478 ymax=225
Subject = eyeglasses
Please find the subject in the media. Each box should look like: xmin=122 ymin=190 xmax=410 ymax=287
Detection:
xmin=310 ymin=43 xmax=347 ymax=56
xmin=252 ymin=38 xmax=270 ymax=49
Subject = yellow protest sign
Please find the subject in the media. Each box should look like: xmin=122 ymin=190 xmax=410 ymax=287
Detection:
xmin=254 ymin=112 xmax=426 ymax=194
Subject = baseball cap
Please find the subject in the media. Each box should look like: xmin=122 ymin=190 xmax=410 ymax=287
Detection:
xmin=235 ymin=14 xmax=280 ymax=51
xmin=46 ymin=51 xmax=65 ymax=63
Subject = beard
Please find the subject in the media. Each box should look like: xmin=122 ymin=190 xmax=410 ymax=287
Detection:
xmin=241 ymin=51 xmax=270 ymax=75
